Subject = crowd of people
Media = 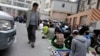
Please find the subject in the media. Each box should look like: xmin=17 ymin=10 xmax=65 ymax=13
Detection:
xmin=49 ymin=23 xmax=92 ymax=56
xmin=38 ymin=20 xmax=93 ymax=56
xmin=24 ymin=2 xmax=97 ymax=56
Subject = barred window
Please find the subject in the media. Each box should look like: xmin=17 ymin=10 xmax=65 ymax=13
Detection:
xmin=62 ymin=3 xmax=65 ymax=8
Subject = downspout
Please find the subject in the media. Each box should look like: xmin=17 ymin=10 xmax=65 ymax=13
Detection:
xmin=97 ymin=0 xmax=100 ymax=9
xmin=77 ymin=0 xmax=81 ymax=13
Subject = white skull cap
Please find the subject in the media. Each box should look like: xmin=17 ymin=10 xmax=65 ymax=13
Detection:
xmin=72 ymin=30 xmax=79 ymax=33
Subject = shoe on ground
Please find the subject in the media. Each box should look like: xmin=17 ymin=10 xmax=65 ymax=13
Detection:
xmin=31 ymin=45 xmax=35 ymax=48
xmin=42 ymin=36 xmax=46 ymax=39
xmin=31 ymin=42 xmax=35 ymax=48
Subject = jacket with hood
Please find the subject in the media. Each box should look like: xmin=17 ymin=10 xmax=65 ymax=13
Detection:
xmin=70 ymin=35 xmax=87 ymax=56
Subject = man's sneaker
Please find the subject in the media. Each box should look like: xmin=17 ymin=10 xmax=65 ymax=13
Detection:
xmin=42 ymin=36 xmax=46 ymax=39
xmin=31 ymin=42 xmax=35 ymax=48
xmin=31 ymin=45 xmax=35 ymax=48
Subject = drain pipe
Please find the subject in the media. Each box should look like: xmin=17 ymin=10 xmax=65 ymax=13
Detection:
xmin=77 ymin=0 xmax=81 ymax=13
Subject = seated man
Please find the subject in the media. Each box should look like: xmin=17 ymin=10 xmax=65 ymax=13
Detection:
xmin=51 ymin=27 xmax=64 ymax=49
xmin=42 ymin=24 xmax=49 ymax=39
xmin=65 ymin=35 xmax=73 ymax=49
xmin=63 ymin=30 xmax=71 ymax=39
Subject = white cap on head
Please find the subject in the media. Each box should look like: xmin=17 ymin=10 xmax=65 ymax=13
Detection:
xmin=72 ymin=30 xmax=79 ymax=33
xmin=65 ymin=26 xmax=68 ymax=29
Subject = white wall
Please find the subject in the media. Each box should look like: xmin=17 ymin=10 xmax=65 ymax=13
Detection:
xmin=39 ymin=0 xmax=49 ymax=20
xmin=39 ymin=0 xmax=46 ymax=13
xmin=51 ymin=12 xmax=67 ymax=21
xmin=79 ymin=0 xmax=98 ymax=12
xmin=51 ymin=1 xmax=78 ymax=14
xmin=41 ymin=14 xmax=49 ymax=20
xmin=91 ymin=0 xmax=98 ymax=9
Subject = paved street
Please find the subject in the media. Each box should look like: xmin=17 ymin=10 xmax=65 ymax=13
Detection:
xmin=0 ymin=22 xmax=50 ymax=56
xmin=0 ymin=22 xmax=100 ymax=56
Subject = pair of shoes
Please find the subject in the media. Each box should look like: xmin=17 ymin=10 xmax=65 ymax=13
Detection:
xmin=31 ymin=42 xmax=35 ymax=48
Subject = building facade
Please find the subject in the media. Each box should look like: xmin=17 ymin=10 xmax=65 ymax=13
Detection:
xmin=67 ymin=0 xmax=100 ymax=29
xmin=0 ymin=0 xmax=37 ymax=16
xmin=47 ymin=0 xmax=79 ymax=21
xmin=78 ymin=0 xmax=100 ymax=12
xmin=0 ymin=0 xmax=48 ymax=20
xmin=38 ymin=0 xmax=50 ymax=20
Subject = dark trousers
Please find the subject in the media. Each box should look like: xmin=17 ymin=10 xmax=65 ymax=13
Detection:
xmin=27 ymin=25 xmax=37 ymax=42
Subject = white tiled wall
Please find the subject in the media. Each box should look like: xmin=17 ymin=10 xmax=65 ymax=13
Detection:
xmin=51 ymin=0 xmax=78 ymax=14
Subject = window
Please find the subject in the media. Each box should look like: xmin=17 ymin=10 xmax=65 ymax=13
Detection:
xmin=7 ymin=0 xmax=12 ymax=5
xmin=99 ymin=1 xmax=100 ymax=9
xmin=80 ymin=1 xmax=85 ymax=11
xmin=62 ymin=3 xmax=65 ymax=8
xmin=13 ymin=2 xmax=17 ymax=6
xmin=25 ymin=4 xmax=29 ymax=8
xmin=17 ymin=0 xmax=25 ymax=2
xmin=69 ymin=18 xmax=72 ymax=24
xmin=45 ymin=3 xmax=49 ymax=8
xmin=17 ymin=3 xmax=24 ymax=7
xmin=26 ymin=1 xmax=31 ymax=4
xmin=80 ymin=15 xmax=87 ymax=25
xmin=73 ymin=17 xmax=78 ymax=30
xmin=90 ymin=0 xmax=96 ymax=4
xmin=88 ymin=0 xmax=91 ymax=4
xmin=73 ymin=17 xmax=77 ymax=25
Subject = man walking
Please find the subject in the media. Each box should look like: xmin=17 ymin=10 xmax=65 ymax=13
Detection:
xmin=26 ymin=3 xmax=40 ymax=48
